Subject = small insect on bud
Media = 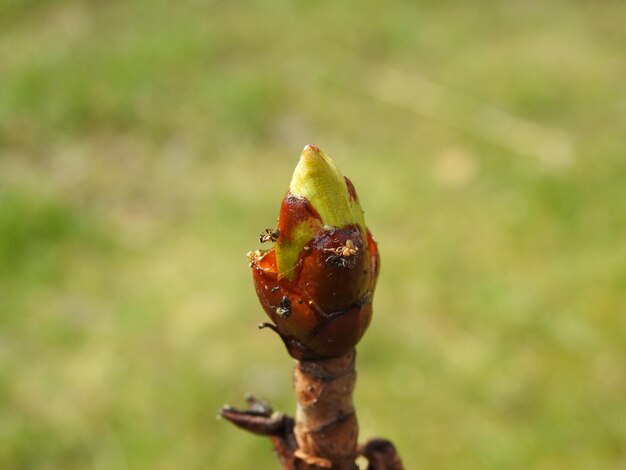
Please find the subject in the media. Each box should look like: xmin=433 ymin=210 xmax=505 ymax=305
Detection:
xmin=276 ymin=296 xmax=292 ymax=317
xmin=259 ymin=228 xmax=280 ymax=243
xmin=248 ymin=145 xmax=379 ymax=359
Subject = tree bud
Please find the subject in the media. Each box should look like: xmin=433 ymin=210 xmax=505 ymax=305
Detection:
xmin=249 ymin=145 xmax=379 ymax=359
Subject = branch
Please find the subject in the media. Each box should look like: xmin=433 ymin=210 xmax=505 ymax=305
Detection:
xmin=219 ymin=395 xmax=298 ymax=469
xmin=219 ymin=354 xmax=404 ymax=469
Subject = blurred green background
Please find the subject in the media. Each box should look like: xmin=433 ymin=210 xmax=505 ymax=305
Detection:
xmin=1 ymin=0 xmax=625 ymax=468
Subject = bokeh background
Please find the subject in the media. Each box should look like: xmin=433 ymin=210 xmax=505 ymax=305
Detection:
xmin=1 ymin=1 xmax=625 ymax=468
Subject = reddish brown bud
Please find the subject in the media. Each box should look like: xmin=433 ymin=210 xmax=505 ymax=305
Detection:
xmin=249 ymin=145 xmax=379 ymax=359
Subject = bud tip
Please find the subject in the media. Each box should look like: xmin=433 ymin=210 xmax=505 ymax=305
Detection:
xmin=302 ymin=144 xmax=321 ymax=158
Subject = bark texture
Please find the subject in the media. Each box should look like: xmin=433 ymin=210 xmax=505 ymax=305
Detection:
xmin=293 ymin=349 xmax=358 ymax=469
xmin=220 ymin=349 xmax=403 ymax=469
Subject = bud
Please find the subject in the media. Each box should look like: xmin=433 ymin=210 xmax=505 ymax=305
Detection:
xmin=249 ymin=145 xmax=379 ymax=359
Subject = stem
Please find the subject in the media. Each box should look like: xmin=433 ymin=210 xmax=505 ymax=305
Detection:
xmin=219 ymin=348 xmax=403 ymax=469
xmin=293 ymin=349 xmax=358 ymax=469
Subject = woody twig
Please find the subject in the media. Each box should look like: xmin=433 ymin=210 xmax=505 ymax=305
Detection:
xmin=221 ymin=145 xmax=403 ymax=469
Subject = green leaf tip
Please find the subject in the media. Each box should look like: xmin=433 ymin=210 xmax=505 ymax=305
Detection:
xmin=274 ymin=145 xmax=367 ymax=278
xmin=289 ymin=144 xmax=365 ymax=231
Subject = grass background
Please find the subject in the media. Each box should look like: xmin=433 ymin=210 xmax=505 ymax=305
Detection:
xmin=1 ymin=0 xmax=625 ymax=468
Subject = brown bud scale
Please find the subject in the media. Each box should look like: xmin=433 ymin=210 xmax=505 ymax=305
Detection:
xmin=251 ymin=227 xmax=379 ymax=359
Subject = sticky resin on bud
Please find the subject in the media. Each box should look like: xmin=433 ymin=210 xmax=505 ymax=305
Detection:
xmin=249 ymin=145 xmax=379 ymax=359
